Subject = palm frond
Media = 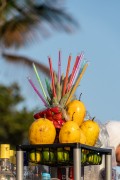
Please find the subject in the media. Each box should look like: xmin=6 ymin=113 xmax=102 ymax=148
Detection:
xmin=0 ymin=0 xmax=79 ymax=48
xmin=0 ymin=16 xmax=38 ymax=48
xmin=2 ymin=52 xmax=50 ymax=77
xmin=33 ymin=4 xmax=78 ymax=32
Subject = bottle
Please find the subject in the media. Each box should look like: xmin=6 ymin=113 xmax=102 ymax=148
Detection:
xmin=9 ymin=150 xmax=14 ymax=172
xmin=23 ymin=151 xmax=33 ymax=180
xmin=9 ymin=150 xmax=16 ymax=177
xmin=42 ymin=172 xmax=51 ymax=180
xmin=57 ymin=167 xmax=68 ymax=180
xmin=0 ymin=144 xmax=15 ymax=180
xmin=32 ymin=165 xmax=42 ymax=180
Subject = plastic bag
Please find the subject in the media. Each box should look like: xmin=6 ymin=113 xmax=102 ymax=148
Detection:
xmin=96 ymin=122 xmax=110 ymax=148
xmin=85 ymin=111 xmax=110 ymax=148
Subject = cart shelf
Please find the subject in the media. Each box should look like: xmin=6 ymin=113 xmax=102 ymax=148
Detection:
xmin=16 ymin=143 xmax=112 ymax=180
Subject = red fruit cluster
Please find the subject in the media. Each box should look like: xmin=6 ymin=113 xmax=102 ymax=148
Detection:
xmin=34 ymin=106 xmax=65 ymax=129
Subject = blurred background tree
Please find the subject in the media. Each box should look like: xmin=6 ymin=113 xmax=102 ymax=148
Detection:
xmin=0 ymin=0 xmax=78 ymax=75
xmin=0 ymin=83 xmax=34 ymax=148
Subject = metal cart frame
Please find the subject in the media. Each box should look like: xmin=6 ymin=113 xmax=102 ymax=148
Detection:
xmin=16 ymin=143 xmax=112 ymax=180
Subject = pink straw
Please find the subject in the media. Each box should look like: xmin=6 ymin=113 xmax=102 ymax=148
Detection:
xmin=62 ymin=54 xmax=71 ymax=96
xmin=58 ymin=50 xmax=61 ymax=83
xmin=27 ymin=77 xmax=48 ymax=107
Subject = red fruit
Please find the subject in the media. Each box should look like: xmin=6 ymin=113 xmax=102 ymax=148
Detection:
xmin=46 ymin=116 xmax=53 ymax=121
xmin=50 ymin=106 xmax=60 ymax=114
xmin=34 ymin=113 xmax=41 ymax=119
xmin=52 ymin=113 xmax=62 ymax=120
xmin=57 ymin=119 xmax=66 ymax=126
xmin=38 ymin=112 xmax=44 ymax=118
xmin=46 ymin=109 xmax=53 ymax=116
xmin=53 ymin=120 xmax=61 ymax=129
xmin=40 ymin=109 xmax=47 ymax=115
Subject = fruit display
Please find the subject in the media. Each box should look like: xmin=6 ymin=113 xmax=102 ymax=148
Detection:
xmin=34 ymin=106 xmax=65 ymax=129
xmin=27 ymin=51 xmax=101 ymax=165
xmin=28 ymin=147 xmax=102 ymax=166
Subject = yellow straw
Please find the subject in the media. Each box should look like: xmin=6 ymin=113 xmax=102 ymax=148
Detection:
xmin=32 ymin=62 xmax=48 ymax=101
xmin=65 ymin=63 xmax=88 ymax=106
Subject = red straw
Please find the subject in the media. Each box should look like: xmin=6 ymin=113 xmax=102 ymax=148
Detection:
xmin=71 ymin=52 xmax=84 ymax=86
xmin=48 ymin=57 xmax=56 ymax=97
xmin=62 ymin=54 xmax=71 ymax=96
xmin=67 ymin=55 xmax=79 ymax=92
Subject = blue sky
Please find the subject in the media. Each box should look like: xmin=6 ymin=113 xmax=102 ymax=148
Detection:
xmin=1 ymin=0 xmax=120 ymax=123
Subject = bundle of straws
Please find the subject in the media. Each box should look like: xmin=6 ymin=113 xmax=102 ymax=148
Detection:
xmin=27 ymin=51 xmax=88 ymax=108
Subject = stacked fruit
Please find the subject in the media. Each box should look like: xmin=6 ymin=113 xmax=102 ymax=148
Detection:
xmin=29 ymin=148 xmax=70 ymax=165
xmin=28 ymin=51 xmax=100 ymax=148
xmin=87 ymin=152 xmax=102 ymax=165
xmin=34 ymin=106 xmax=65 ymax=129
xmin=29 ymin=98 xmax=100 ymax=147
xmin=28 ymin=148 xmax=102 ymax=165
xmin=58 ymin=99 xmax=100 ymax=146
xmin=81 ymin=150 xmax=102 ymax=165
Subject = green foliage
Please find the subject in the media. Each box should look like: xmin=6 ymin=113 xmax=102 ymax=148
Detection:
xmin=0 ymin=0 xmax=78 ymax=48
xmin=0 ymin=83 xmax=34 ymax=148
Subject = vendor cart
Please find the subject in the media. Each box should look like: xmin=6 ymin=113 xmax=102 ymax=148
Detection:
xmin=16 ymin=143 xmax=112 ymax=180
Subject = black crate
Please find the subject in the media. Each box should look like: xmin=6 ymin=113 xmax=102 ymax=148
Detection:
xmin=16 ymin=143 xmax=111 ymax=167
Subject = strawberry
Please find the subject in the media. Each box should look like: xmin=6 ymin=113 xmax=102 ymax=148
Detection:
xmin=34 ymin=113 xmax=41 ymax=119
xmin=46 ymin=116 xmax=54 ymax=121
xmin=57 ymin=119 xmax=66 ymax=126
xmin=38 ymin=112 xmax=45 ymax=118
xmin=40 ymin=109 xmax=47 ymax=115
xmin=52 ymin=113 xmax=62 ymax=120
xmin=53 ymin=120 xmax=61 ymax=129
xmin=50 ymin=106 xmax=60 ymax=114
xmin=45 ymin=109 xmax=53 ymax=116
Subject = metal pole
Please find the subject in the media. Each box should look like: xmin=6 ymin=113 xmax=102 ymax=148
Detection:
xmin=81 ymin=166 xmax=84 ymax=180
xmin=16 ymin=150 xmax=23 ymax=180
xmin=105 ymin=154 xmax=112 ymax=180
xmin=73 ymin=147 xmax=81 ymax=180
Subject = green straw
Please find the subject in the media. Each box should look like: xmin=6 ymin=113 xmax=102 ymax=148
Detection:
xmin=32 ymin=62 xmax=48 ymax=102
